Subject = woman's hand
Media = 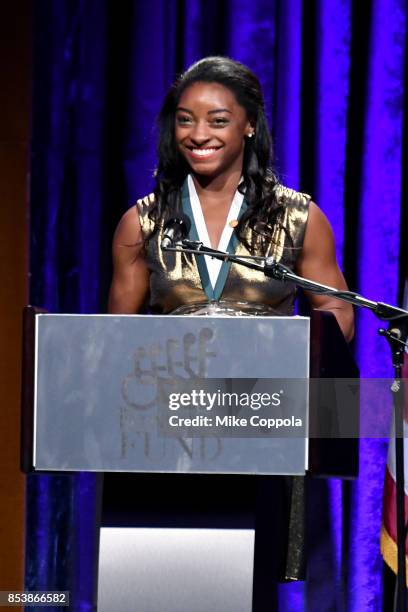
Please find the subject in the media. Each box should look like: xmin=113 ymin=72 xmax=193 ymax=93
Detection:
xmin=296 ymin=202 xmax=354 ymax=342
xmin=108 ymin=206 xmax=149 ymax=314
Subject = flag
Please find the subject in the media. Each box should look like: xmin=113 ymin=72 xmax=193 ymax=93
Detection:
xmin=380 ymin=280 xmax=408 ymax=581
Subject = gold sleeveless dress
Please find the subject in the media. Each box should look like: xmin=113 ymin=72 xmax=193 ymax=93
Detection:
xmin=137 ymin=184 xmax=310 ymax=315
xmin=137 ymin=183 xmax=311 ymax=582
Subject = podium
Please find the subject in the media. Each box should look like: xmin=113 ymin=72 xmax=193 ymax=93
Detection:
xmin=21 ymin=308 xmax=358 ymax=611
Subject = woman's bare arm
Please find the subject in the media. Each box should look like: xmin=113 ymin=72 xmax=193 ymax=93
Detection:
xmin=296 ymin=202 xmax=354 ymax=341
xmin=108 ymin=205 xmax=150 ymax=314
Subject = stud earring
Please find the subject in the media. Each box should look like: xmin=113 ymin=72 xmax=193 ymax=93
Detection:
xmin=247 ymin=131 xmax=254 ymax=138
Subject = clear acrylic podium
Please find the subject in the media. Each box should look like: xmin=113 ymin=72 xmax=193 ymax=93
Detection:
xmin=21 ymin=308 xmax=358 ymax=612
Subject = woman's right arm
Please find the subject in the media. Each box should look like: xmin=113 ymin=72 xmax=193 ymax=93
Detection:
xmin=108 ymin=205 xmax=150 ymax=314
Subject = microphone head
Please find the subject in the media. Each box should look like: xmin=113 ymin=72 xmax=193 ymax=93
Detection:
xmin=163 ymin=214 xmax=191 ymax=238
xmin=162 ymin=214 xmax=191 ymax=248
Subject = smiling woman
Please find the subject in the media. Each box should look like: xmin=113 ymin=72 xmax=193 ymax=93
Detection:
xmin=108 ymin=56 xmax=353 ymax=341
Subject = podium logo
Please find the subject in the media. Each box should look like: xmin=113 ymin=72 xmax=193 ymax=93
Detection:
xmin=118 ymin=328 xmax=221 ymax=463
xmin=121 ymin=328 xmax=216 ymax=410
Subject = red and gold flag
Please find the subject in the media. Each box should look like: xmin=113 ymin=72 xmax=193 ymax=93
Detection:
xmin=381 ymin=282 xmax=408 ymax=581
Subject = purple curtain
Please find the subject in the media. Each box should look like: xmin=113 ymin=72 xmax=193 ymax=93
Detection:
xmin=28 ymin=1 xmax=408 ymax=609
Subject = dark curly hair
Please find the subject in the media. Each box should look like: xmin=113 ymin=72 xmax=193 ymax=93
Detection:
xmin=150 ymin=56 xmax=283 ymax=254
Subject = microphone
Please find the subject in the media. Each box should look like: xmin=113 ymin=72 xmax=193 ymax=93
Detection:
xmin=161 ymin=214 xmax=191 ymax=249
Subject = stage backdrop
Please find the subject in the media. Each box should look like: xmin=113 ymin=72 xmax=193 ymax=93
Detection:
xmin=27 ymin=1 xmax=408 ymax=610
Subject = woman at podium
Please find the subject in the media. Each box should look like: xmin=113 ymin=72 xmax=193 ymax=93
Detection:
xmin=107 ymin=56 xmax=354 ymax=588
xmin=108 ymin=55 xmax=353 ymax=342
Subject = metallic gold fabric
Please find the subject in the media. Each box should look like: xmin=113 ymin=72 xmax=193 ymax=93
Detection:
xmin=285 ymin=476 xmax=306 ymax=581
xmin=137 ymin=184 xmax=311 ymax=314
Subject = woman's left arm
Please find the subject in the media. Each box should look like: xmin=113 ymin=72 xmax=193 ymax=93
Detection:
xmin=296 ymin=202 xmax=354 ymax=342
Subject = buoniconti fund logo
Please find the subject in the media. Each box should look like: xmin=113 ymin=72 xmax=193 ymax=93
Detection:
xmin=119 ymin=328 xmax=224 ymax=461
xmin=118 ymin=325 xmax=308 ymax=468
